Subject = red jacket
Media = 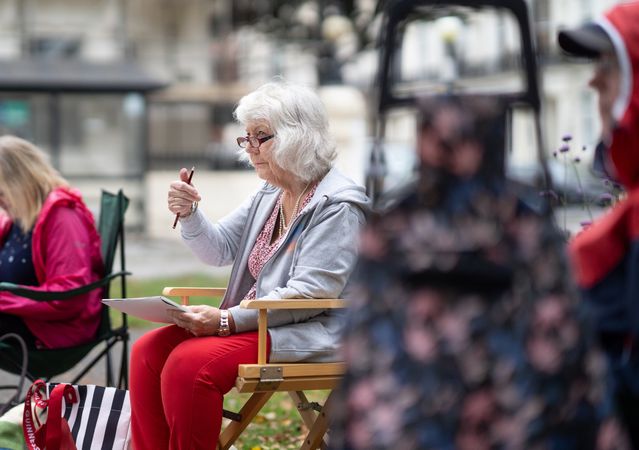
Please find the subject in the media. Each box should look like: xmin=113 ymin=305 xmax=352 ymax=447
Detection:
xmin=0 ymin=187 xmax=104 ymax=348
xmin=569 ymin=2 xmax=639 ymax=333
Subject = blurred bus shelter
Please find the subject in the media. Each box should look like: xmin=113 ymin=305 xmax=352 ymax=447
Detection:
xmin=0 ymin=0 xmax=368 ymax=237
xmin=0 ymin=58 xmax=165 ymax=229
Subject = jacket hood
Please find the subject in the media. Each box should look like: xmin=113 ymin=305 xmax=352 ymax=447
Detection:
xmin=309 ymin=166 xmax=370 ymax=211
xmin=599 ymin=1 xmax=639 ymax=188
xmin=260 ymin=166 xmax=370 ymax=213
xmin=33 ymin=186 xmax=103 ymax=282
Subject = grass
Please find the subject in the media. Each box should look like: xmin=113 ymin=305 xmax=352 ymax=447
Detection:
xmin=222 ymin=391 xmax=330 ymax=449
xmin=111 ymin=273 xmax=329 ymax=449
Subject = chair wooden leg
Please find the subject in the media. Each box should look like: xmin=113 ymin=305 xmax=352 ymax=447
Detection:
xmin=218 ymin=391 xmax=274 ymax=450
xmin=289 ymin=391 xmax=315 ymax=428
xmin=299 ymin=390 xmax=336 ymax=450
xmin=289 ymin=391 xmax=329 ymax=449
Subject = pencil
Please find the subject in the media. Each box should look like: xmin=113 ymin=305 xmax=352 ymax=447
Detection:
xmin=172 ymin=167 xmax=195 ymax=229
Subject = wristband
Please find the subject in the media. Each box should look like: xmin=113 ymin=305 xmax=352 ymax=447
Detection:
xmin=218 ymin=310 xmax=231 ymax=336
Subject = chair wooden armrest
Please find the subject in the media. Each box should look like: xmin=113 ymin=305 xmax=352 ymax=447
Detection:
xmin=239 ymin=298 xmax=346 ymax=367
xmin=239 ymin=299 xmax=347 ymax=309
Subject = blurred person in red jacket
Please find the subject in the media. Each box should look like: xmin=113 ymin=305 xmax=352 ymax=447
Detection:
xmin=560 ymin=1 xmax=639 ymax=446
xmin=0 ymin=135 xmax=103 ymax=350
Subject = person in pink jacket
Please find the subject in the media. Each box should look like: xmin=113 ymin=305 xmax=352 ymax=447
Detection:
xmin=0 ymin=135 xmax=103 ymax=350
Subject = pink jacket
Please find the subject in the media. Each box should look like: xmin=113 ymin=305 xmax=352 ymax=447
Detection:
xmin=0 ymin=187 xmax=104 ymax=349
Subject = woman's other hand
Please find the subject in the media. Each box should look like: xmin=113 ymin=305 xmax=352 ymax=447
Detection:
xmin=168 ymin=167 xmax=202 ymax=217
xmin=168 ymin=305 xmax=219 ymax=336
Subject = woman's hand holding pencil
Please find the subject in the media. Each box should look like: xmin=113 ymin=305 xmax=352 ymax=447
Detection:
xmin=168 ymin=167 xmax=201 ymax=229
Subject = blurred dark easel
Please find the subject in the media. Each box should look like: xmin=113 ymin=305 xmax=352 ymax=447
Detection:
xmin=367 ymin=0 xmax=551 ymax=210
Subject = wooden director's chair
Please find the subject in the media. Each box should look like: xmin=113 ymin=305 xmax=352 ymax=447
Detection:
xmin=163 ymin=287 xmax=346 ymax=450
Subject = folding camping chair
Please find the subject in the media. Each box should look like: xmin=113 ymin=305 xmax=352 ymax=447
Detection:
xmin=163 ymin=287 xmax=346 ymax=450
xmin=0 ymin=189 xmax=131 ymax=403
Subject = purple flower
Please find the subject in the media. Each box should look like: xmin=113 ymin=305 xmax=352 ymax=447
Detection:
xmin=599 ymin=193 xmax=615 ymax=203
xmin=603 ymin=178 xmax=623 ymax=191
xmin=559 ymin=144 xmax=570 ymax=153
xmin=562 ymin=134 xmax=573 ymax=142
xmin=539 ymin=190 xmax=560 ymax=201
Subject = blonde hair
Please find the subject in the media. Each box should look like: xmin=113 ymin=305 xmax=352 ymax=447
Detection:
xmin=0 ymin=135 xmax=68 ymax=232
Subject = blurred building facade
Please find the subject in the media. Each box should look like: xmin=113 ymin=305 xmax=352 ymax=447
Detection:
xmin=0 ymin=0 xmax=617 ymax=237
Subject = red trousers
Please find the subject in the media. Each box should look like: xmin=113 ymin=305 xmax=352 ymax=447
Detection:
xmin=130 ymin=325 xmax=269 ymax=450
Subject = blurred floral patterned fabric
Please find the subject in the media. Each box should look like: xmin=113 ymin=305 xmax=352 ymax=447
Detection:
xmin=330 ymin=97 xmax=625 ymax=450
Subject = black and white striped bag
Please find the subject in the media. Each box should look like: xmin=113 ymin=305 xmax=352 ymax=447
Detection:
xmin=23 ymin=380 xmax=131 ymax=450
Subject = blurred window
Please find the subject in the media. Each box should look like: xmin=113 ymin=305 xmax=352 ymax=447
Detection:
xmin=0 ymin=95 xmax=51 ymax=148
xmin=391 ymin=5 xmax=524 ymax=98
xmin=29 ymin=37 xmax=81 ymax=59
xmin=0 ymin=93 xmax=144 ymax=178
xmin=59 ymin=94 xmax=144 ymax=177
xmin=534 ymin=0 xmax=553 ymax=56
xmin=148 ymin=102 xmax=248 ymax=171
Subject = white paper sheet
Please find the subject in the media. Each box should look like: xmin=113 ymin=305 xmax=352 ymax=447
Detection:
xmin=102 ymin=296 xmax=188 ymax=323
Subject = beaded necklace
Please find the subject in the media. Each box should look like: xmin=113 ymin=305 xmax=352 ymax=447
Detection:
xmin=278 ymin=181 xmax=311 ymax=238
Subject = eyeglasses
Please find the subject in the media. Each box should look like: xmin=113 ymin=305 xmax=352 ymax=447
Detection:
xmin=236 ymin=134 xmax=274 ymax=149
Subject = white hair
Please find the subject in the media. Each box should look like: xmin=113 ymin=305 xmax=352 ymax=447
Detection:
xmin=234 ymin=80 xmax=336 ymax=183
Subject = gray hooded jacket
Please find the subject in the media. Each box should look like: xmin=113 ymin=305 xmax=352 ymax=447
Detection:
xmin=179 ymin=167 xmax=369 ymax=362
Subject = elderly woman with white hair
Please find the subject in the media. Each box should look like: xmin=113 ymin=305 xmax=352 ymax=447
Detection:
xmin=129 ymin=81 xmax=369 ymax=450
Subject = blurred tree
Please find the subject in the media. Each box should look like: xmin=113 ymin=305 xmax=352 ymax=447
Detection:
xmin=226 ymin=0 xmax=377 ymax=84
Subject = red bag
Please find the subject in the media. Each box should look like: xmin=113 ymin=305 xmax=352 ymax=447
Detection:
xmin=22 ymin=379 xmax=78 ymax=450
